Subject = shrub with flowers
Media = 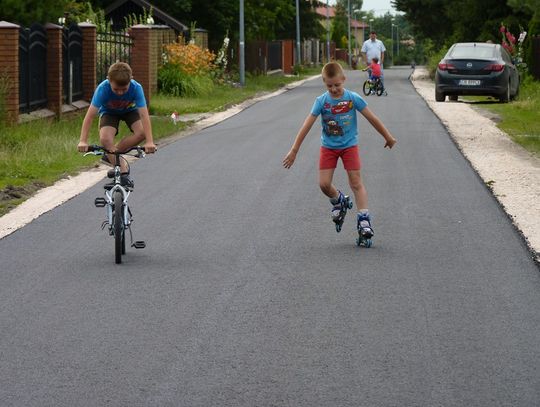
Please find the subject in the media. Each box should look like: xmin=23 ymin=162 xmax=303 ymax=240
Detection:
xmin=500 ymin=23 xmax=527 ymax=63
xmin=159 ymin=36 xmax=217 ymax=97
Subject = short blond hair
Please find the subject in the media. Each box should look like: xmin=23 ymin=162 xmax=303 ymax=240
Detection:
xmin=107 ymin=62 xmax=132 ymax=86
xmin=322 ymin=62 xmax=344 ymax=79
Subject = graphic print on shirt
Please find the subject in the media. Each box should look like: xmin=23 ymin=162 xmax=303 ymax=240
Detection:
xmin=107 ymin=100 xmax=137 ymax=111
xmin=322 ymin=100 xmax=354 ymax=136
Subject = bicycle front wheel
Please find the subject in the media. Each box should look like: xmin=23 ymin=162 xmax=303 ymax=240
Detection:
xmin=113 ymin=190 xmax=124 ymax=264
xmin=362 ymin=80 xmax=371 ymax=96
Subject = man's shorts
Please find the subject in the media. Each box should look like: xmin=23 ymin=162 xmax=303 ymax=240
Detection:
xmin=99 ymin=110 xmax=140 ymax=135
xmin=319 ymin=145 xmax=361 ymax=171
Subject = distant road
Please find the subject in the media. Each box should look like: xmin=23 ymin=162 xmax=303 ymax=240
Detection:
xmin=1 ymin=68 xmax=539 ymax=406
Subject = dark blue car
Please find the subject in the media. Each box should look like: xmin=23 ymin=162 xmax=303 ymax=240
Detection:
xmin=435 ymin=42 xmax=520 ymax=103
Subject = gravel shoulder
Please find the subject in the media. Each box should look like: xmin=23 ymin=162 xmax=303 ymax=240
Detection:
xmin=411 ymin=67 xmax=539 ymax=263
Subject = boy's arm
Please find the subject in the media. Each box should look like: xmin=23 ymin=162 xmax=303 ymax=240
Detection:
xmin=138 ymin=106 xmax=156 ymax=153
xmin=360 ymin=107 xmax=397 ymax=149
xmin=283 ymin=113 xmax=317 ymax=169
xmin=78 ymin=105 xmax=98 ymax=152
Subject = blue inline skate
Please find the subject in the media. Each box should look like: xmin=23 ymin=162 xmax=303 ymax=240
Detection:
xmin=356 ymin=212 xmax=373 ymax=248
xmin=331 ymin=191 xmax=353 ymax=233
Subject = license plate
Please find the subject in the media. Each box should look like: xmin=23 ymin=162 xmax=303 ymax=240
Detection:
xmin=459 ymin=79 xmax=481 ymax=86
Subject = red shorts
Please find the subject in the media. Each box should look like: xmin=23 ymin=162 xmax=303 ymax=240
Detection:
xmin=319 ymin=145 xmax=361 ymax=170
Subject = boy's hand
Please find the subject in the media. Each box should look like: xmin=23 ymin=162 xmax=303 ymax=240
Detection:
xmin=144 ymin=142 xmax=157 ymax=154
xmin=77 ymin=141 xmax=89 ymax=152
xmin=384 ymin=137 xmax=397 ymax=149
xmin=282 ymin=150 xmax=297 ymax=169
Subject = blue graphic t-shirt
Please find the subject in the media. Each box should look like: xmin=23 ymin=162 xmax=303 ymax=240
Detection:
xmin=91 ymin=79 xmax=146 ymax=115
xmin=310 ymin=89 xmax=368 ymax=149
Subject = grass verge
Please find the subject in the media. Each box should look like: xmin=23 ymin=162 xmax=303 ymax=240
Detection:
xmin=459 ymin=76 xmax=540 ymax=156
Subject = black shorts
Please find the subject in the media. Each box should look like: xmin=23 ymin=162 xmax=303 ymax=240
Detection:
xmin=99 ymin=110 xmax=140 ymax=134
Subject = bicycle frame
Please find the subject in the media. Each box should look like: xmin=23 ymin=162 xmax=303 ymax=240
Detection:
xmin=84 ymin=145 xmax=146 ymax=263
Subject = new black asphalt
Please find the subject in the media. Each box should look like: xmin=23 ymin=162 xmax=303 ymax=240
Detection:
xmin=0 ymin=68 xmax=539 ymax=406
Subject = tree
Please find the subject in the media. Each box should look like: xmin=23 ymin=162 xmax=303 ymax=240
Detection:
xmin=0 ymin=0 xmax=71 ymax=26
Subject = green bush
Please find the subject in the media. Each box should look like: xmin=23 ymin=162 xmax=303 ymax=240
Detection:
xmin=158 ymin=64 xmax=214 ymax=97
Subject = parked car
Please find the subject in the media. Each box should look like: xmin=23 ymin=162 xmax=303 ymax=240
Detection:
xmin=435 ymin=42 xmax=520 ymax=103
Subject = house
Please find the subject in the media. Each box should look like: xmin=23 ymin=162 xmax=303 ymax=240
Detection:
xmin=315 ymin=4 xmax=367 ymax=53
xmin=105 ymin=0 xmax=189 ymax=34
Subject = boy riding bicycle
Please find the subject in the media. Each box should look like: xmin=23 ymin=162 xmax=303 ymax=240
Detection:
xmin=363 ymin=57 xmax=382 ymax=83
xmin=77 ymin=62 xmax=156 ymax=187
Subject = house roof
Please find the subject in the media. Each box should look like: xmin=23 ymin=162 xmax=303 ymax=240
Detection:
xmin=105 ymin=0 xmax=189 ymax=32
xmin=315 ymin=6 xmax=367 ymax=29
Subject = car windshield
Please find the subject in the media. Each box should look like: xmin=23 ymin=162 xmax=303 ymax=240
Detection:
xmin=449 ymin=45 xmax=496 ymax=59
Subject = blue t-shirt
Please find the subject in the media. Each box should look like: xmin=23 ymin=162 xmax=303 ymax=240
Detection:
xmin=310 ymin=89 xmax=368 ymax=149
xmin=91 ymin=79 xmax=146 ymax=115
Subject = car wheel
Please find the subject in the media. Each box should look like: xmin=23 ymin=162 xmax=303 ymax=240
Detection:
xmin=435 ymin=90 xmax=445 ymax=102
xmin=499 ymin=81 xmax=510 ymax=103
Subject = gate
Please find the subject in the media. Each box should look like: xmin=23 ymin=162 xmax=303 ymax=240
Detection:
xmin=268 ymin=41 xmax=282 ymax=71
xmin=19 ymin=24 xmax=47 ymax=113
xmin=63 ymin=24 xmax=83 ymax=104
xmin=96 ymin=31 xmax=133 ymax=83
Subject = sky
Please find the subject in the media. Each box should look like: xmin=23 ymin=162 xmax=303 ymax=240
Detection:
xmin=327 ymin=0 xmax=397 ymax=16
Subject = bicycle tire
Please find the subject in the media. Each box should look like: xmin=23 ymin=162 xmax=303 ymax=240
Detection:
xmin=376 ymin=84 xmax=384 ymax=96
xmin=362 ymin=80 xmax=371 ymax=96
xmin=113 ymin=190 xmax=124 ymax=264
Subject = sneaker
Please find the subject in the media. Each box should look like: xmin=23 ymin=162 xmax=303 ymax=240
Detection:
xmin=357 ymin=212 xmax=374 ymax=238
xmin=330 ymin=191 xmax=345 ymax=220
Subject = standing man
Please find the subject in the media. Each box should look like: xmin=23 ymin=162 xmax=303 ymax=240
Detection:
xmin=361 ymin=31 xmax=386 ymax=89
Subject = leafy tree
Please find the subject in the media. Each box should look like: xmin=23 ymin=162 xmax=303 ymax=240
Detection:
xmin=0 ymin=0 xmax=71 ymax=26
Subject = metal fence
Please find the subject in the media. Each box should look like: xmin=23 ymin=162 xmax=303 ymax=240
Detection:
xmin=96 ymin=31 xmax=133 ymax=83
xmin=19 ymin=24 xmax=47 ymax=113
xmin=63 ymin=24 xmax=83 ymax=104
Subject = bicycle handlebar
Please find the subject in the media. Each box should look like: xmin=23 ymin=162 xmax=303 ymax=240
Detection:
xmin=85 ymin=145 xmax=146 ymax=158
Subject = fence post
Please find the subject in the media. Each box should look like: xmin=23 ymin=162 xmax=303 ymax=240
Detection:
xmin=45 ymin=23 xmax=63 ymax=118
xmin=0 ymin=21 xmax=20 ymax=123
xmin=79 ymin=22 xmax=96 ymax=102
xmin=129 ymin=25 xmax=153 ymax=106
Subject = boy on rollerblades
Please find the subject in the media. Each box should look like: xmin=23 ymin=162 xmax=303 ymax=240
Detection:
xmin=282 ymin=62 xmax=396 ymax=245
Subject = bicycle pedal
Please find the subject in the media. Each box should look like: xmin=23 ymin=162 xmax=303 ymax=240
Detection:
xmin=132 ymin=241 xmax=146 ymax=249
xmin=94 ymin=197 xmax=107 ymax=207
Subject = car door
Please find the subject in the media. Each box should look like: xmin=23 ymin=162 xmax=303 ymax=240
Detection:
xmin=500 ymin=48 xmax=519 ymax=95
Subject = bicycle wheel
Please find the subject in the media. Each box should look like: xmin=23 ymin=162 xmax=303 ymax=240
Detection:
xmin=113 ymin=190 xmax=124 ymax=264
xmin=362 ymin=80 xmax=371 ymax=96
xmin=376 ymin=83 xmax=384 ymax=96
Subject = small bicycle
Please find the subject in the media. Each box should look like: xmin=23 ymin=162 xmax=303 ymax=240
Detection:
xmin=84 ymin=145 xmax=146 ymax=264
xmin=362 ymin=77 xmax=387 ymax=97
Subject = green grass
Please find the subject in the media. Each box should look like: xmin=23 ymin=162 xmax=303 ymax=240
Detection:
xmin=0 ymin=71 xmax=319 ymax=216
xmin=462 ymin=76 xmax=540 ymax=155
xmin=150 ymin=71 xmax=319 ymax=115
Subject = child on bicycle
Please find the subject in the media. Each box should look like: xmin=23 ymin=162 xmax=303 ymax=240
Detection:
xmin=282 ymin=62 xmax=396 ymax=238
xmin=77 ymin=62 xmax=156 ymax=187
xmin=363 ymin=57 xmax=382 ymax=83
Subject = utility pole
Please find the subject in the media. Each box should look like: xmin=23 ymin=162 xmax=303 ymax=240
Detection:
xmin=326 ymin=0 xmax=330 ymax=62
xmin=239 ymin=0 xmax=245 ymax=86
xmin=295 ymin=0 xmax=301 ymax=66
xmin=347 ymin=0 xmax=351 ymax=67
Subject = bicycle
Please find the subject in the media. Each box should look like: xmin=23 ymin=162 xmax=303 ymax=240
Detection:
xmin=362 ymin=76 xmax=387 ymax=97
xmin=84 ymin=145 xmax=146 ymax=264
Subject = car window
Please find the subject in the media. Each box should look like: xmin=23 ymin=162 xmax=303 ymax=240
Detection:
xmin=449 ymin=45 xmax=496 ymax=59
xmin=500 ymin=48 xmax=512 ymax=64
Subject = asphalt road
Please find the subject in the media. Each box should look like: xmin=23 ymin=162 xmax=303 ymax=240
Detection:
xmin=1 ymin=68 xmax=539 ymax=407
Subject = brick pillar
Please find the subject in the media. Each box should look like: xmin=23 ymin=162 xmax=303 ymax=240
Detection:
xmin=45 ymin=23 xmax=63 ymax=117
xmin=129 ymin=25 xmax=152 ymax=107
xmin=282 ymin=40 xmax=294 ymax=74
xmin=0 ymin=21 xmax=20 ymax=123
xmin=79 ymin=22 xmax=96 ymax=102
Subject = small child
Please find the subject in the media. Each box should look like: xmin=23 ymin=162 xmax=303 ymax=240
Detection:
xmin=77 ymin=62 xmax=156 ymax=187
xmin=363 ymin=57 xmax=382 ymax=82
xmin=283 ymin=62 xmax=396 ymax=238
